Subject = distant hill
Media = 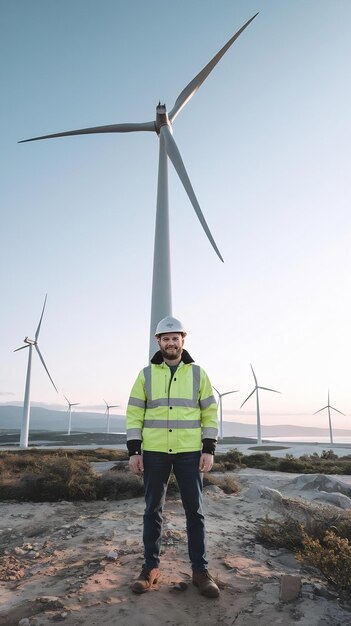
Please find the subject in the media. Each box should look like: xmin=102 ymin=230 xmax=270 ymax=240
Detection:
xmin=1 ymin=404 xmax=351 ymax=438
xmin=0 ymin=405 xmax=126 ymax=432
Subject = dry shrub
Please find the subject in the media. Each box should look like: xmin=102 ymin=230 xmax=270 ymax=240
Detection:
xmin=214 ymin=448 xmax=351 ymax=475
xmin=96 ymin=469 xmax=144 ymax=499
xmin=166 ymin=473 xmax=179 ymax=496
xmin=0 ymin=452 xmax=45 ymax=476
xmin=256 ymin=515 xmax=305 ymax=551
xmin=166 ymin=471 xmax=239 ymax=496
xmin=297 ymin=529 xmax=351 ymax=595
xmin=256 ymin=506 xmax=351 ymax=598
xmin=0 ymin=448 xmax=128 ymax=470
xmin=214 ymin=449 xmax=244 ymax=472
xmin=242 ymin=453 xmax=280 ymax=471
xmin=0 ymin=457 xmax=96 ymax=501
xmin=203 ymin=473 xmax=239 ymax=494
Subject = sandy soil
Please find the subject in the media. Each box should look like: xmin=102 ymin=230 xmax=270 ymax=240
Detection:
xmin=1 ymin=468 xmax=351 ymax=626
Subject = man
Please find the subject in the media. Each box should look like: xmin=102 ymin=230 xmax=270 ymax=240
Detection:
xmin=127 ymin=316 xmax=219 ymax=598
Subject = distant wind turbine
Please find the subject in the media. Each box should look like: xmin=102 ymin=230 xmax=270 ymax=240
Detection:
xmin=104 ymin=399 xmax=119 ymax=434
xmin=19 ymin=14 xmax=259 ymax=359
xmin=64 ymin=395 xmax=80 ymax=435
xmin=240 ymin=364 xmax=280 ymax=446
xmin=213 ymin=386 xmax=239 ymax=440
xmin=14 ymin=295 xmax=58 ymax=448
xmin=314 ymin=390 xmax=345 ymax=445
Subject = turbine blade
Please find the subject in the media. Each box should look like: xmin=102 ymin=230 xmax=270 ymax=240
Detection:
xmin=313 ymin=406 xmax=328 ymax=414
xmin=35 ymin=294 xmax=47 ymax=340
xmin=19 ymin=121 xmax=156 ymax=143
xmin=35 ymin=345 xmax=58 ymax=392
xmin=14 ymin=344 xmax=30 ymax=352
xmin=64 ymin=395 xmax=70 ymax=404
xmin=212 ymin=386 xmax=220 ymax=395
xmin=161 ymin=125 xmax=223 ymax=261
xmin=169 ymin=13 xmax=259 ymax=122
xmin=330 ymin=406 xmax=345 ymax=415
xmin=240 ymin=388 xmax=256 ymax=408
xmin=250 ymin=364 xmax=258 ymax=386
xmin=258 ymin=386 xmax=280 ymax=394
xmin=71 ymin=403 xmax=80 ymax=406
xmin=221 ymin=390 xmax=239 ymax=396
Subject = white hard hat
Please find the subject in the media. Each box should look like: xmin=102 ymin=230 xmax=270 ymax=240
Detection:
xmin=155 ymin=316 xmax=187 ymax=337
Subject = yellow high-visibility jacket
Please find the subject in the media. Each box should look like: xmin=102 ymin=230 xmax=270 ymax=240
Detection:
xmin=126 ymin=350 xmax=218 ymax=454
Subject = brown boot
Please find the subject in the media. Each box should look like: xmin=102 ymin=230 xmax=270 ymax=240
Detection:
xmin=192 ymin=570 xmax=220 ymax=598
xmin=131 ymin=566 xmax=161 ymax=594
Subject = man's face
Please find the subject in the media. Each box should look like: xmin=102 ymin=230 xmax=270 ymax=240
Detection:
xmin=157 ymin=332 xmax=184 ymax=361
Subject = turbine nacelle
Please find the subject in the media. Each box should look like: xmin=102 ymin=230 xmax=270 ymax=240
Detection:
xmin=24 ymin=337 xmax=36 ymax=345
xmin=155 ymin=103 xmax=171 ymax=134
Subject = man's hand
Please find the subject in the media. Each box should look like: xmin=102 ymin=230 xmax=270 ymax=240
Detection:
xmin=199 ymin=452 xmax=214 ymax=473
xmin=129 ymin=454 xmax=144 ymax=475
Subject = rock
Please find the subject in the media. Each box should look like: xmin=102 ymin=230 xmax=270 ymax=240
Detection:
xmin=124 ymin=538 xmax=138 ymax=547
xmin=254 ymin=543 xmax=267 ymax=558
xmin=27 ymin=550 xmax=40 ymax=559
xmin=312 ymin=491 xmax=351 ymax=509
xmin=244 ymin=485 xmax=283 ymax=503
xmin=170 ymin=582 xmax=188 ymax=591
xmin=279 ymin=574 xmax=301 ymax=602
xmin=292 ymin=474 xmax=351 ymax=497
xmin=14 ymin=547 xmax=27 ymax=556
xmin=204 ymin=484 xmax=223 ymax=494
xmin=274 ymin=552 xmax=301 ymax=570
xmin=18 ymin=619 xmax=30 ymax=626
xmin=312 ymin=583 xmax=339 ymax=600
xmin=36 ymin=596 xmax=65 ymax=608
xmin=106 ymin=550 xmax=118 ymax=560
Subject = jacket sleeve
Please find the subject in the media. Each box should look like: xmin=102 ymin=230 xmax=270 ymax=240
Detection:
xmin=199 ymin=368 xmax=218 ymax=442
xmin=126 ymin=369 xmax=146 ymax=444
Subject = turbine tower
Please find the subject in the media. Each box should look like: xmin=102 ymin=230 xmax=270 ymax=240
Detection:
xmin=104 ymin=399 xmax=119 ymax=434
xmin=314 ymin=390 xmax=345 ymax=445
xmin=213 ymin=386 xmax=239 ymax=440
xmin=14 ymin=295 xmax=58 ymax=448
xmin=19 ymin=14 xmax=259 ymax=359
xmin=64 ymin=395 xmax=80 ymax=435
xmin=240 ymin=364 xmax=280 ymax=446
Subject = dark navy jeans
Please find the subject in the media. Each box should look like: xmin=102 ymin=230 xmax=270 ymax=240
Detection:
xmin=142 ymin=450 xmax=208 ymax=571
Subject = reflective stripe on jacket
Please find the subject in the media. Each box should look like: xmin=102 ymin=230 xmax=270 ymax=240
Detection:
xmin=126 ymin=358 xmax=218 ymax=454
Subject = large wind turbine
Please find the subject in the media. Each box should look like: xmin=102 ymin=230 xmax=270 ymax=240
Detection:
xmin=14 ymin=295 xmax=58 ymax=448
xmin=64 ymin=395 xmax=80 ymax=435
xmin=104 ymin=399 xmax=119 ymax=434
xmin=314 ymin=390 xmax=345 ymax=445
xmin=213 ymin=386 xmax=239 ymax=440
xmin=19 ymin=14 xmax=258 ymax=358
xmin=240 ymin=364 xmax=280 ymax=446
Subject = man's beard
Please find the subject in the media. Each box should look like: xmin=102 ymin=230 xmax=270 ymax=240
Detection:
xmin=160 ymin=346 xmax=182 ymax=361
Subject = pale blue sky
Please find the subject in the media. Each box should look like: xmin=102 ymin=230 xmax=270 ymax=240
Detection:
xmin=1 ymin=0 xmax=351 ymax=431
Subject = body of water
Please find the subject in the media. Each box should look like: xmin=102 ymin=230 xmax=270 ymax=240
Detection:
xmin=267 ymin=436 xmax=351 ymax=444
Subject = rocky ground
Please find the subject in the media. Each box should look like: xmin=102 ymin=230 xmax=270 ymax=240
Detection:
xmin=1 ymin=468 xmax=351 ymax=626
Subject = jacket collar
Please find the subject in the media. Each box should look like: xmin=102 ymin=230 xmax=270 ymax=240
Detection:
xmin=150 ymin=348 xmax=194 ymax=365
